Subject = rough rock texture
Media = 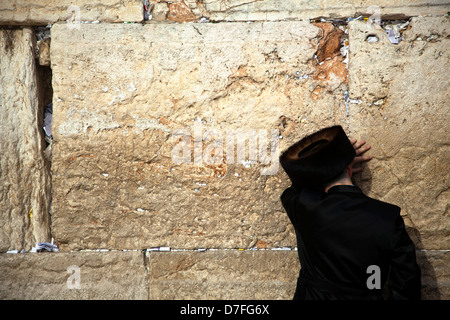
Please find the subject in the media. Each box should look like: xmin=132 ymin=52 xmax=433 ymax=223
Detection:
xmin=0 ymin=28 xmax=52 ymax=252
xmin=1 ymin=1 xmax=448 ymax=301
xmin=348 ymin=17 xmax=450 ymax=250
xmin=148 ymin=250 xmax=299 ymax=299
xmin=0 ymin=251 xmax=148 ymax=299
xmin=167 ymin=1 xmax=197 ymax=23
xmin=149 ymin=0 xmax=450 ymax=22
xmin=0 ymin=0 xmax=143 ymax=26
xmin=37 ymin=37 xmax=51 ymax=66
xmin=50 ymin=21 xmax=348 ymax=250
xmin=0 ymin=249 xmax=446 ymax=299
xmin=2 ymin=0 xmax=448 ymax=25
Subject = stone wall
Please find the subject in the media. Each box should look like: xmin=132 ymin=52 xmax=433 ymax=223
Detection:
xmin=348 ymin=17 xmax=450 ymax=251
xmin=0 ymin=0 xmax=449 ymax=300
xmin=0 ymin=0 xmax=143 ymax=25
xmin=0 ymin=28 xmax=52 ymax=252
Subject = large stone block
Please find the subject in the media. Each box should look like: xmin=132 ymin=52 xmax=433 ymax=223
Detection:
xmin=0 ymin=28 xmax=51 ymax=252
xmin=348 ymin=17 xmax=449 ymax=250
xmin=152 ymin=0 xmax=450 ymax=22
xmin=0 ymin=0 xmax=142 ymax=26
xmin=0 ymin=251 xmax=148 ymax=299
xmin=148 ymin=250 xmax=299 ymax=299
xmin=50 ymin=21 xmax=348 ymax=250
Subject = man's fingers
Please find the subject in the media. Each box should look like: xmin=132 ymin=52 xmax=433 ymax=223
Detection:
xmin=350 ymin=138 xmax=371 ymax=154
xmin=351 ymin=139 xmax=366 ymax=150
xmin=351 ymin=167 xmax=364 ymax=174
xmin=352 ymin=155 xmax=373 ymax=165
xmin=355 ymin=140 xmax=366 ymax=150
xmin=355 ymin=144 xmax=371 ymax=156
xmin=350 ymin=139 xmax=373 ymax=175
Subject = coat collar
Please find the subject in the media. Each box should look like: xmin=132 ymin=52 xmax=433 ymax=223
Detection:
xmin=327 ymin=184 xmax=363 ymax=195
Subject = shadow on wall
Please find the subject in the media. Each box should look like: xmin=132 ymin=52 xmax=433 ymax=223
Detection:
xmin=353 ymin=166 xmax=441 ymax=299
xmin=412 ymin=229 xmax=441 ymax=300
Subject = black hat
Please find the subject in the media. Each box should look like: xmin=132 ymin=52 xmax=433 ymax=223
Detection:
xmin=280 ymin=125 xmax=355 ymax=188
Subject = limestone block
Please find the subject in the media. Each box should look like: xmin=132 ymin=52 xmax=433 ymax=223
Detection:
xmin=50 ymin=21 xmax=348 ymax=250
xmin=0 ymin=251 xmax=148 ymax=299
xmin=348 ymin=17 xmax=450 ymax=250
xmin=0 ymin=0 xmax=142 ymax=26
xmin=37 ymin=37 xmax=50 ymax=66
xmin=152 ymin=0 xmax=450 ymax=22
xmin=148 ymin=250 xmax=299 ymax=299
xmin=167 ymin=1 xmax=197 ymax=23
xmin=0 ymin=28 xmax=51 ymax=252
xmin=151 ymin=2 xmax=170 ymax=21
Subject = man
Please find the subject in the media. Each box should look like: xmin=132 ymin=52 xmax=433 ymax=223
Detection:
xmin=280 ymin=125 xmax=421 ymax=300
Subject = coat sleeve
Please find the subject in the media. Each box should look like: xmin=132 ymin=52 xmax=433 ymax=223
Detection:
xmin=387 ymin=214 xmax=422 ymax=300
xmin=280 ymin=186 xmax=301 ymax=226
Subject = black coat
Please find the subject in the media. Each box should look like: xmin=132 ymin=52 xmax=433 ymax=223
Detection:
xmin=281 ymin=184 xmax=421 ymax=300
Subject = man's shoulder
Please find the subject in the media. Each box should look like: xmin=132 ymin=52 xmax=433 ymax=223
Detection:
xmin=350 ymin=191 xmax=402 ymax=223
xmin=281 ymin=184 xmax=401 ymax=216
xmin=281 ymin=185 xmax=325 ymax=202
xmin=361 ymin=192 xmax=401 ymax=212
xmin=329 ymin=185 xmax=400 ymax=210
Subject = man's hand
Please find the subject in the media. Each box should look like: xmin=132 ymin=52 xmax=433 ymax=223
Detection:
xmin=350 ymin=139 xmax=373 ymax=174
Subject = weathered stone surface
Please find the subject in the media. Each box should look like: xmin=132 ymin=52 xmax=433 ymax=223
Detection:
xmin=0 ymin=249 xmax=446 ymax=299
xmin=0 ymin=28 xmax=52 ymax=252
xmin=0 ymin=0 xmax=142 ymax=26
xmin=50 ymin=21 xmax=348 ymax=250
xmin=0 ymin=251 xmax=148 ymax=299
xmin=148 ymin=250 xmax=299 ymax=299
xmin=348 ymin=17 xmax=450 ymax=250
xmin=150 ymin=0 xmax=450 ymax=22
xmin=167 ymin=1 xmax=197 ymax=23
xmin=37 ymin=37 xmax=51 ymax=66
xmin=151 ymin=2 xmax=170 ymax=21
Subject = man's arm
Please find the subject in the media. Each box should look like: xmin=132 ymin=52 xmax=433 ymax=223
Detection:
xmin=387 ymin=214 xmax=422 ymax=300
xmin=280 ymin=186 xmax=302 ymax=226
